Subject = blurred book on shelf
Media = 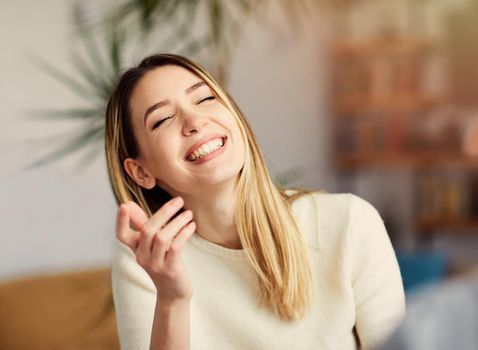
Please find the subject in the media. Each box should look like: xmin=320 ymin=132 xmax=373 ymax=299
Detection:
xmin=445 ymin=0 xmax=478 ymax=106
xmin=416 ymin=172 xmax=472 ymax=228
xmin=329 ymin=0 xmax=478 ymax=238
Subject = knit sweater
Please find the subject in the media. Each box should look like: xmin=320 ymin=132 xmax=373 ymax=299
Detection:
xmin=111 ymin=192 xmax=406 ymax=350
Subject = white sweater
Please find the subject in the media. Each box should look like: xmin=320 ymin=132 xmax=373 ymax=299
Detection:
xmin=111 ymin=192 xmax=405 ymax=350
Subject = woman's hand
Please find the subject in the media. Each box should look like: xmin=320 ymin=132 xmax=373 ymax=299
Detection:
xmin=115 ymin=197 xmax=196 ymax=301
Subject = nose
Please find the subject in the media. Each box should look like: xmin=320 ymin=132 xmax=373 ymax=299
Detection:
xmin=181 ymin=109 xmax=208 ymax=136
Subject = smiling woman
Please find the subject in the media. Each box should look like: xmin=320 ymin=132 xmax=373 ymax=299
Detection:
xmin=122 ymin=64 xmax=245 ymax=198
xmin=104 ymin=53 xmax=405 ymax=350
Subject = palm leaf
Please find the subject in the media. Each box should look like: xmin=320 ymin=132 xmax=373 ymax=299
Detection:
xmin=109 ymin=25 xmax=122 ymax=75
xmin=208 ymin=0 xmax=224 ymax=52
xmin=24 ymin=108 xmax=103 ymax=121
xmin=28 ymin=54 xmax=101 ymax=104
xmin=277 ymin=0 xmax=309 ymax=36
xmin=30 ymin=0 xmax=328 ymax=168
xmin=157 ymin=0 xmax=199 ymax=50
xmin=119 ymin=0 xmax=177 ymax=36
xmin=179 ymin=34 xmax=212 ymax=57
xmin=137 ymin=0 xmax=162 ymax=32
xmin=26 ymin=126 xmax=104 ymax=169
xmin=235 ymin=0 xmax=254 ymax=13
xmin=69 ymin=142 xmax=104 ymax=174
xmin=69 ymin=53 xmax=111 ymax=101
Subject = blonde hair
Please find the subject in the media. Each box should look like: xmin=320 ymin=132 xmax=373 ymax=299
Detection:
xmin=105 ymin=53 xmax=318 ymax=320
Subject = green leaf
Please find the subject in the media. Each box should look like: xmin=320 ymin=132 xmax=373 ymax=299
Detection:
xmin=74 ymin=8 xmax=109 ymax=71
xmin=26 ymin=126 xmax=104 ymax=169
xmin=179 ymin=34 xmax=212 ymax=56
xmin=156 ymin=0 xmax=182 ymax=22
xmin=32 ymin=0 xmax=326 ymax=168
xmin=245 ymin=0 xmax=271 ymax=30
xmin=277 ymin=0 xmax=308 ymax=36
xmin=208 ymin=0 xmax=223 ymax=50
xmin=136 ymin=0 xmax=163 ymax=33
xmin=108 ymin=1 xmax=136 ymax=25
xmin=69 ymin=138 xmax=104 ymax=174
xmin=69 ymin=53 xmax=111 ymax=100
xmin=24 ymin=107 xmax=103 ymax=121
xmin=28 ymin=54 xmax=100 ymax=103
xmin=108 ymin=23 xmax=124 ymax=75
xmin=158 ymin=0 xmax=199 ymax=50
xmin=234 ymin=0 xmax=254 ymax=13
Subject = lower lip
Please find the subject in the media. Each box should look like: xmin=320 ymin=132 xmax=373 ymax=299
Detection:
xmin=188 ymin=138 xmax=227 ymax=165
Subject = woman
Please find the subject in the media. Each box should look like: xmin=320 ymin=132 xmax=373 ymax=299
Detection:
xmin=105 ymin=53 xmax=405 ymax=350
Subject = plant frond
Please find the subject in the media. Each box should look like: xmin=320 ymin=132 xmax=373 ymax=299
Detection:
xmin=69 ymin=53 xmax=111 ymax=100
xmin=28 ymin=54 xmax=101 ymax=103
xmin=179 ymin=34 xmax=212 ymax=57
xmin=26 ymin=126 xmax=104 ymax=169
xmin=23 ymin=107 xmax=103 ymax=121
xmin=158 ymin=0 xmax=199 ymax=51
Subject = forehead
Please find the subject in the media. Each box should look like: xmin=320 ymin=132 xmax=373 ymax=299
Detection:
xmin=134 ymin=65 xmax=202 ymax=99
xmin=129 ymin=65 xmax=206 ymax=120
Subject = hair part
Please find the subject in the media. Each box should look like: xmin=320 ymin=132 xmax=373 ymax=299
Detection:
xmin=105 ymin=53 xmax=319 ymax=320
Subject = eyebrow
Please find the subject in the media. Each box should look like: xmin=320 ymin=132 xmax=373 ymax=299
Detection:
xmin=143 ymin=81 xmax=207 ymax=125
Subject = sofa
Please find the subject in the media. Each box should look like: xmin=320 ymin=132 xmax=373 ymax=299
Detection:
xmin=0 ymin=268 xmax=119 ymax=349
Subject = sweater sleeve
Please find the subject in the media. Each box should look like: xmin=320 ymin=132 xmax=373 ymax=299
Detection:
xmin=111 ymin=240 xmax=157 ymax=350
xmin=349 ymin=194 xmax=406 ymax=350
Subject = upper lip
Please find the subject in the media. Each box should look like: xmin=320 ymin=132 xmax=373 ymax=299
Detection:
xmin=184 ymin=133 xmax=226 ymax=160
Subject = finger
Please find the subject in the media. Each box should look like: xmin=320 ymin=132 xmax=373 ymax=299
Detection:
xmin=159 ymin=209 xmax=193 ymax=241
xmin=166 ymin=221 xmax=196 ymax=260
xmin=135 ymin=225 xmax=157 ymax=265
xmin=142 ymin=196 xmax=184 ymax=235
xmin=151 ymin=210 xmax=193 ymax=261
xmin=123 ymin=201 xmax=148 ymax=231
xmin=116 ymin=205 xmax=140 ymax=249
xmin=134 ymin=198 xmax=183 ymax=262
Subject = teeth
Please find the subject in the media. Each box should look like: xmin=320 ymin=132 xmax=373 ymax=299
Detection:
xmin=188 ymin=138 xmax=224 ymax=161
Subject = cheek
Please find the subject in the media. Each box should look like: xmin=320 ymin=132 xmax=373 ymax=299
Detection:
xmin=143 ymin=137 xmax=178 ymax=169
xmin=229 ymin=119 xmax=246 ymax=149
xmin=158 ymin=144 xmax=179 ymax=165
xmin=221 ymin=111 xmax=241 ymax=135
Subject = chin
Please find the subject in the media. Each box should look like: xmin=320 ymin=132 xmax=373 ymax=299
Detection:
xmin=195 ymin=167 xmax=242 ymax=186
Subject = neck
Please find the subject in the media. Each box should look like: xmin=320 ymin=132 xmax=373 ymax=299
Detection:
xmin=176 ymin=181 xmax=242 ymax=250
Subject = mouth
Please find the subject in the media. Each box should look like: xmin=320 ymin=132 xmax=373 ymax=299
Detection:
xmin=185 ymin=136 xmax=227 ymax=162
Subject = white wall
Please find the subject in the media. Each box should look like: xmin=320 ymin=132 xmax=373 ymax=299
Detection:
xmin=0 ymin=0 xmax=335 ymax=281
xmin=229 ymin=5 xmax=334 ymax=190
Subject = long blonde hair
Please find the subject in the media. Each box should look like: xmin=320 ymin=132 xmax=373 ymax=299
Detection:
xmin=105 ymin=53 xmax=317 ymax=320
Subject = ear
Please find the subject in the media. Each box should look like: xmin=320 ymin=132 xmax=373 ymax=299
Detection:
xmin=123 ymin=158 xmax=156 ymax=190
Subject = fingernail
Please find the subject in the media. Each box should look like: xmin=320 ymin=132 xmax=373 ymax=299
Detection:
xmin=172 ymin=196 xmax=183 ymax=205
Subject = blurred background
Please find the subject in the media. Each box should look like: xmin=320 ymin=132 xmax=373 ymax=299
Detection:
xmin=1 ymin=0 xmax=477 ymax=348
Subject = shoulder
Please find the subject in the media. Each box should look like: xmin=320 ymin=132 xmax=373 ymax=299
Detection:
xmin=283 ymin=189 xmax=368 ymax=249
xmin=287 ymin=189 xmax=368 ymax=229
xmin=284 ymin=188 xmax=361 ymax=209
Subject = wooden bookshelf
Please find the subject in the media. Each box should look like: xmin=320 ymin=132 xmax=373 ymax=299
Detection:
xmin=330 ymin=33 xmax=478 ymax=236
xmin=417 ymin=216 xmax=478 ymax=234
xmin=332 ymin=36 xmax=437 ymax=57
xmin=333 ymin=95 xmax=443 ymax=114
xmin=335 ymin=152 xmax=478 ymax=170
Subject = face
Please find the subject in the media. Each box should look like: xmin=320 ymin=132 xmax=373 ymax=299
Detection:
xmin=125 ymin=65 xmax=245 ymax=196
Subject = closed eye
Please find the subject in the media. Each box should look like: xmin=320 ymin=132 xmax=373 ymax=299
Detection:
xmin=198 ymin=96 xmax=215 ymax=104
xmin=152 ymin=115 xmax=174 ymax=130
